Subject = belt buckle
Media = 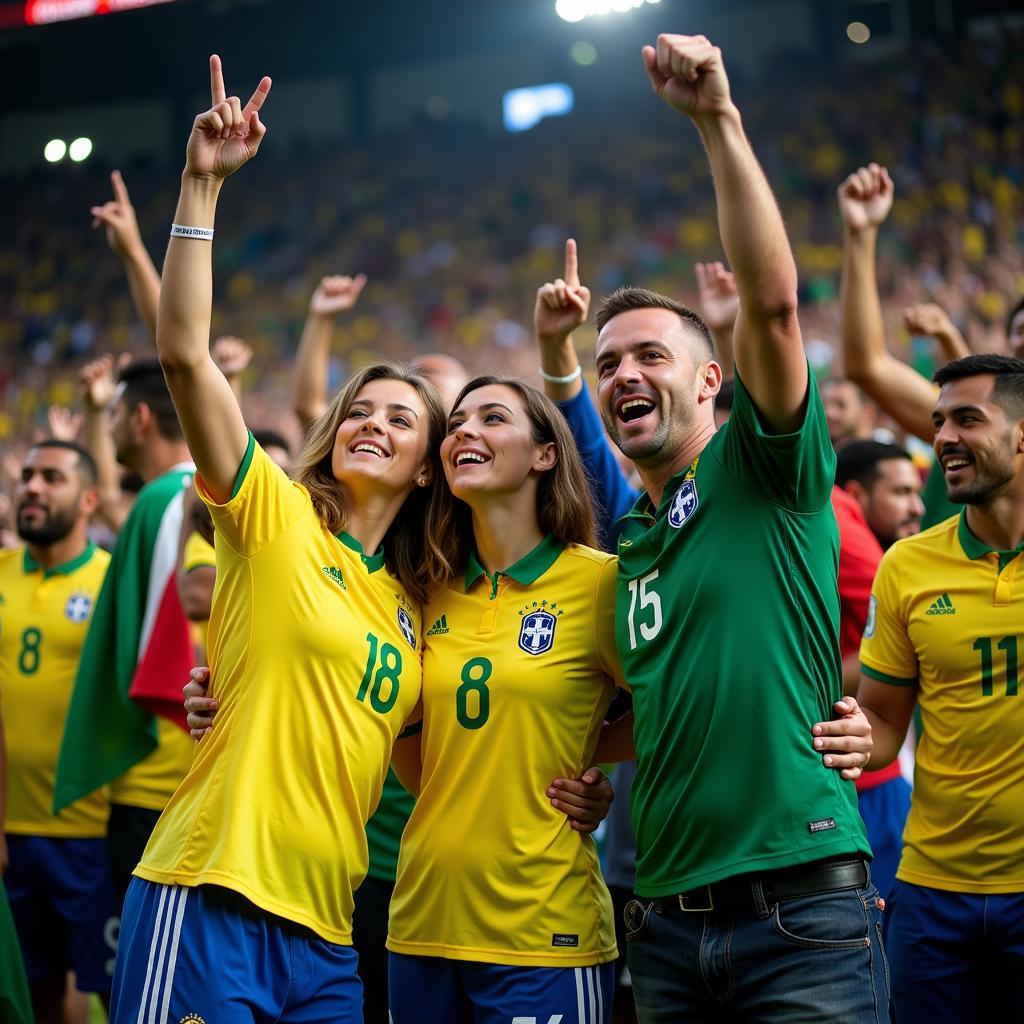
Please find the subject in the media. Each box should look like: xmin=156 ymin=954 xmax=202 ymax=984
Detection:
xmin=678 ymin=885 xmax=714 ymax=912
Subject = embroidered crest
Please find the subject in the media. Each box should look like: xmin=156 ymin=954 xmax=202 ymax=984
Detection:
xmin=65 ymin=592 xmax=92 ymax=623
xmin=519 ymin=610 xmax=557 ymax=655
xmin=397 ymin=607 xmax=417 ymax=650
xmin=668 ymin=479 xmax=699 ymax=529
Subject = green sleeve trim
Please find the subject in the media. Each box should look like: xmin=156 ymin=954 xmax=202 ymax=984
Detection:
xmin=185 ymin=563 xmax=216 ymax=573
xmin=861 ymin=663 xmax=917 ymax=687
xmin=230 ymin=431 xmax=256 ymax=501
xmin=397 ymin=720 xmax=423 ymax=740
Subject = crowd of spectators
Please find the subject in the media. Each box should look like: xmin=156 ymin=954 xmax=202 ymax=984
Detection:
xmin=1 ymin=31 xmax=1021 ymax=455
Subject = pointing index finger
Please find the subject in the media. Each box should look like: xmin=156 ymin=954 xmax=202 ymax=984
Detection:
xmin=564 ymin=238 xmax=579 ymax=289
xmin=210 ymin=54 xmax=226 ymax=105
xmin=242 ymin=76 xmax=272 ymax=120
xmin=110 ymin=169 xmax=129 ymax=204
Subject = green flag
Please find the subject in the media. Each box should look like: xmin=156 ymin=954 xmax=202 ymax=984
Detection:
xmin=0 ymin=880 xmax=32 ymax=1024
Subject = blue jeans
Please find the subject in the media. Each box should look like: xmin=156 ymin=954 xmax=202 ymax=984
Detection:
xmin=625 ymin=880 xmax=889 ymax=1022
xmin=884 ymin=880 xmax=1024 ymax=1023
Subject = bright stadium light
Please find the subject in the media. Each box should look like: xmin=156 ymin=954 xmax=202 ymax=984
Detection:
xmin=503 ymin=83 xmax=574 ymax=133
xmin=847 ymin=21 xmax=871 ymax=43
xmin=556 ymin=0 xmax=659 ymax=23
xmin=69 ymin=137 xmax=93 ymax=162
xmin=44 ymin=139 xmax=66 ymax=162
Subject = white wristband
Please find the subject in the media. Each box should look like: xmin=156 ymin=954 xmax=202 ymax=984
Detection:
xmin=539 ymin=364 xmax=582 ymax=385
xmin=170 ymin=223 xmax=214 ymax=241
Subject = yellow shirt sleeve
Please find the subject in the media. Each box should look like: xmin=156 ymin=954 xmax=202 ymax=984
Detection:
xmin=595 ymin=556 xmax=626 ymax=689
xmin=182 ymin=531 xmax=216 ymax=574
xmin=860 ymin=545 xmax=919 ymax=684
xmin=195 ymin=436 xmax=307 ymax=558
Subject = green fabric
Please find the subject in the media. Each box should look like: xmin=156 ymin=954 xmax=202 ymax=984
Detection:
xmin=364 ymin=768 xmax=415 ymax=881
xmin=336 ymin=532 xmax=385 ymax=573
xmin=920 ymin=461 xmax=961 ymax=530
xmin=616 ymin=369 xmax=869 ymax=898
xmin=464 ymin=535 xmax=564 ymax=596
xmin=23 ymin=540 xmax=97 ymax=578
xmin=957 ymin=508 xmax=1024 ymax=570
xmin=53 ymin=467 xmax=193 ymax=812
xmin=230 ymin=431 xmax=256 ymax=500
xmin=0 ymin=881 xmax=32 ymax=1024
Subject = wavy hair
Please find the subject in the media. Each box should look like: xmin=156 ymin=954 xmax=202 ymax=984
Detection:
xmin=291 ymin=362 xmax=454 ymax=605
xmin=438 ymin=375 xmax=598 ymax=574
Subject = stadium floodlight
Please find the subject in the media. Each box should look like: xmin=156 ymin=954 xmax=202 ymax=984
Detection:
xmin=44 ymin=139 xmax=67 ymax=162
xmin=69 ymin=137 xmax=93 ymax=162
xmin=847 ymin=21 xmax=871 ymax=44
xmin=503 ymin=83 xmax=574 ymax=133
xmin=555 ymin=0 xmax=659 ymax=23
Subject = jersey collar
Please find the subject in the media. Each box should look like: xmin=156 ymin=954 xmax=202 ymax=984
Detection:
xmin=619 ymin=456 xmax=701 ymax=525
xmin=336 ymin=531 xmax=386 ymax=573
xmin=23 ymin=540 xmax=97 ymax=579
xmin=464 ymin=534 xmax=564 ymax=594
xmin=957 ymin=509 xmax=1024 ymax=571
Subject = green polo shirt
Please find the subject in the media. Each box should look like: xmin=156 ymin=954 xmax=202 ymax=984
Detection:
xmin=616 ymin=369 xmax=870 ymax=897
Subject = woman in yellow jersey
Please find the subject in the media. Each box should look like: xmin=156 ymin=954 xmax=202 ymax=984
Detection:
xmin=387 ymin=375 xmax=630 ymax=1024
xmin=108 ymin=56 xmax=452 ymax=1024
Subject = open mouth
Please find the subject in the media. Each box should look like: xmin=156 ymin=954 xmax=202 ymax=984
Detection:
xmin=453 ymin=449 xmax=491 ymax=468
xmin=350 ymin=442 xmax=389 ymax=459
xmin=942 ymin=453 xmax=973 ymax=475
xmin=617 ymin=396 xmax=656 ymax=424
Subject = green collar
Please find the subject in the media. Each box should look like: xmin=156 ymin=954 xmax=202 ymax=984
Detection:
xmin=957 ymin=509 xmax=1024 ymax=571
xmin=23 ymin=540 xmax=97 ymax=579
xmin=336 ymin=531 xmax=386 ymax=573
xmin=464 ymin=534 xmax=564 ymax=596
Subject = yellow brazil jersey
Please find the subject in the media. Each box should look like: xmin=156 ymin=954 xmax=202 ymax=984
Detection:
xmin=0 ymin=543 xmax=110 ymax=836
xmin=136 ymin=438 xmax=422 ymax=944
xmin=181 ymin=530 xmax=216 ymax=657
xmin=860 ymin=511 xmax=1024 ymax=894
xmin=388 ymin=538 xmax=622 ymax=967
xmin=108 ymin=710 xmax=195 ymax=811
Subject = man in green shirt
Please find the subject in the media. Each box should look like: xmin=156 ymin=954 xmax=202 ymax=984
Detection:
xmin=594 ymin=34 xmax=884 ymax=1021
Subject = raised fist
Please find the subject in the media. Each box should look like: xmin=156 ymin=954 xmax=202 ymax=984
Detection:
xmin=80 ymin=354 xmax=118 ymax=413
xmin=641 ymin=34 xmax=733 ymax=120
xmin=212 ymin=336 xmax=253 ymax=379
xmin=47 ymin=406 xmax=83 ymax=443
xmin=694 ymin=261 xmax=739 ymax=332
xmin=838 ymin=163 xmax=894 ymax=232
xmin=184 ymin=55 xmax=271 ymax=181
xmin=91 ymin=170 xmax=143 ymax=256
xmin=535 ymin=239 xmax=591 ymax=344
xmin=309 ymin=274 xmax=368 ymax=318
xmin=902 ymin=303 xmax=955 ymax=340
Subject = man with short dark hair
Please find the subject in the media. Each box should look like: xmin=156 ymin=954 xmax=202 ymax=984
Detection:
xmin=55 ymin=360 xmax=196 ymax=909
xmin=859 ymin=353 xmax=1024 ymax=1022
xmin=593 ymin=34 xmax=882 ymax=1021
xmin=822 ymin=377 xmax=877 ymax=449
xmin=1 ymin=441 xmax=116 ymax=1021
xmin=836 ymin=439 xmax=925 ymax=549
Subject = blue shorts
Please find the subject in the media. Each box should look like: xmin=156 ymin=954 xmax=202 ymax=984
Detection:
xmin=110 ymin=879 xmax=362 ymax=1024
xmin=857 ymin=775 xmax=912 ymax=900
xmin=4 ymin=834 xmax=117 ymax=991
xmin=884 ymin=879 xmax=1024 ymax=1022
xmin=389 ymin=952 xmax=614 ymax=1024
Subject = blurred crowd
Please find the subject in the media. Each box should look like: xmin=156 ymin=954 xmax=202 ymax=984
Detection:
xmin=1 ymin=31 xmax=1022 ymax=455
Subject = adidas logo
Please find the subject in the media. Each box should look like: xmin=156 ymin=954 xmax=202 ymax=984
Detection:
xmin=322 ymin=566 xmax=347 ymax=591
xmin=426 ymin=614 xmax=450 ymax=636
xmin=926 ymin=593 xmax=956 ymax=616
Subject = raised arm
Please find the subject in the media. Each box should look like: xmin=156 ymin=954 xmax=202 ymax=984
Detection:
xmin=694 ymin=261 xmax=738 ymax=378
xmin=157 ymin=55 xmax=271 ymax=501
xmin=644 ymin=35 xmax=803 ymax=431
xmin=838 ymin=164 xmax=938 ymax=441
xmin=91 ymin=170 xmax=162 ymax=340
xmin=80 ymin=355 xmax=130 ymax=531
xmin=291 ymin=274 xmax=367 ymax=431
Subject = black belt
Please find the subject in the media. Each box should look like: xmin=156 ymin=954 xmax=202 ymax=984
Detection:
xmin=670 ymin=857 xmax=869 ymax=913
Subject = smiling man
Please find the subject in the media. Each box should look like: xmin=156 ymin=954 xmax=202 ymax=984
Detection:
xmin=858 ymin=353 xmax=1024 ymax=1023
xmin=591 ymin=34 xmax=882 ymax=1023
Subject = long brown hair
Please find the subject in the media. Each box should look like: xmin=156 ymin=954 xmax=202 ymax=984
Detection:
xmin=437 ymin=375 xmax=598 ymax=575
xmin=291 ymin=362 xmax=453 ymax=605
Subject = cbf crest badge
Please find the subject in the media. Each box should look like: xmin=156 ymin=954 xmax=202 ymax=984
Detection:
xmin=397 ymin=607 xmax=416 ymax=650
xmin=519 ymin=609 xmax=557 ymax=656
xmin=668 ymin=479 xmax=699 ymax=529
xmin=65 ymin=592 xmax=93 ymax=623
